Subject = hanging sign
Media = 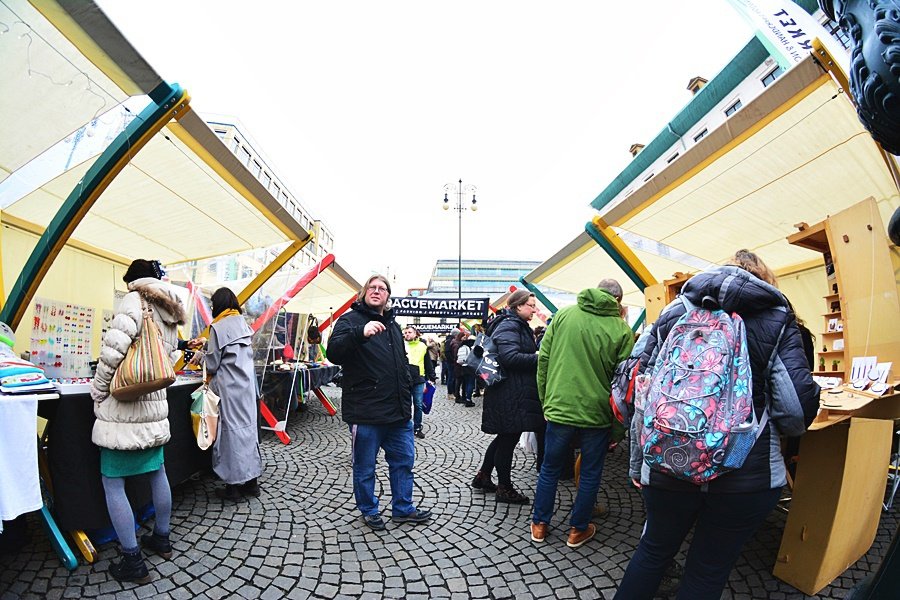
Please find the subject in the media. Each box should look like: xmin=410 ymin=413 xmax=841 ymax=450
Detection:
xmin=391 ymin=297 xmax=489 ymax=320
xmin=725 ymin=0 xmax=849 ymax=73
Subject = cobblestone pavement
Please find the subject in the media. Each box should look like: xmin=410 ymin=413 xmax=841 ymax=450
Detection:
xmin=2 ymin=384 xmax=897 ymax=599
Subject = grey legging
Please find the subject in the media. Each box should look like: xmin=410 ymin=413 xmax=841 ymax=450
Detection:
xmin=101 ymin=464 xmax=171 ymax=551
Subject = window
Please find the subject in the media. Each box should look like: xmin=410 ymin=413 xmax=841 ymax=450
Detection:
xmin=761 ymin=67 xmax=782 ymax=87
xmin=239 ymin=146 xmax=251 ymax=166
xmin=231 ymin=137 xmax=240 ymax=153
xmin=251 ymin=160 xmax=262 ymax=178
xmin=724 ymin=99 xmax=742 ymax=117
xmin=262 ymin=171 xmax=272 ymax=189
xmin=643 ymin=173 xmax=654 ymax=182
xmin=666 ymin=152 xmax=680 ymax=164
xmin=214 ymin=129 xmax=227 ymax=139
xmin=693 ymin=128 xmax=708 ymax=143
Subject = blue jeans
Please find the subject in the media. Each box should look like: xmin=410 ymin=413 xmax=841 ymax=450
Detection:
xmin=614 ymin=486 xmax=781 ymax=600
xmin=411 ymin=382 xmax=425 ymax=430
xmin=350 ymin=422 xmax=417 ymax=517
xmin=445 ymin=361 xmax=456 ymax=395
xmin=460 ymin=370 xmax=476 ymax=402
xmin=532 ymin=421 xmax=610 ymax=531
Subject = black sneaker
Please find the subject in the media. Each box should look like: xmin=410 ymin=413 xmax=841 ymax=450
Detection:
xmin=464 ymin=401 xmax=475 ymax=407
xmin=393 ymin=508 xmax=432 ymax=524
xmin=363 ymin=514 xmax=386 ymax=531
xmin=414 ymin=428 xmax=426 ymax=439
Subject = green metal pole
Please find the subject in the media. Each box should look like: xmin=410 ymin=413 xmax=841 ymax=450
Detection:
xmin=518 ymin=277 xmax=558 ymax=315
xmin=1 ymin=82 xmax=186 ymax=329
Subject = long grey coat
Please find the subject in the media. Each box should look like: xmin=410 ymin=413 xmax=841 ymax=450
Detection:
xmin=207 ymin=314 xmax=262 ymax=484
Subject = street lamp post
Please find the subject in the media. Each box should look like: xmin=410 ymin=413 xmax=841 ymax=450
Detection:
xmin=443 ymin=179 xmax=477 ymax=325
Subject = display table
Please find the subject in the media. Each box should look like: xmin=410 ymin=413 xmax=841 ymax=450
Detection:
xmin=257 ymin=364 xmax=340 ymax=444
xmin=774 ymin=388 xmax=900 ymax=594
xmin=37 ymin=378 xmax=208 ymax=533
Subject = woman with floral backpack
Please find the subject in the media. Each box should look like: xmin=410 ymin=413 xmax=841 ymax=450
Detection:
xmin=615 ymin=250 xmax=819 ymax=600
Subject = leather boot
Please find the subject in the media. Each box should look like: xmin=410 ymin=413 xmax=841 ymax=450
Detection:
xmin=495 ymin=484 xmax=530 ymax=504
xmin=471 ymin=471 xmax=497 ymax=492
xmin=109 ymin=547 xmax=150 ymax=583
xmin=140 ymin=531 xmax=172 ymax=559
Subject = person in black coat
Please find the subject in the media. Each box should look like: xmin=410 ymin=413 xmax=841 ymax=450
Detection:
xmin=327 ymin=275 xmax=432 ymax=531
xmin=616 ymin=250 xmax=820 ymax=600
xmin=471 ymin=290 xmax=544 ymax=504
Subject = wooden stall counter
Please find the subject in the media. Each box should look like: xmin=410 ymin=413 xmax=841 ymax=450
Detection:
xmin=774 ymin=386 xmax=900 ymax=595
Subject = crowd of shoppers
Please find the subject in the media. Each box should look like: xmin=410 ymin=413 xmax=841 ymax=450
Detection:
xmin=92 ymin=249 xmax=820 ymax=598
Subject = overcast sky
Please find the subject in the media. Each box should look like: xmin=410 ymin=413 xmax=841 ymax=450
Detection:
xmin=95 ymin=0 xmax=756 ymax=294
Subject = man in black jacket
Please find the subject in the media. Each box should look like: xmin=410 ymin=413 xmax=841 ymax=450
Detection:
xmin=327 ymin=274 xmax=432 ymax=531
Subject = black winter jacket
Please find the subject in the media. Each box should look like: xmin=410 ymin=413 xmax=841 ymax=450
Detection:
xmin=481 ymin=310 xmax=544 ymax=435
xmin=327 ymin=301 xmax=412 ymax=425
xmin=633 ymin=266 xmax=820 ymax=493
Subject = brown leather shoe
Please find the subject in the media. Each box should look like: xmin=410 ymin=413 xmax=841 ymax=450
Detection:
xmin=566 ymin=523 xmax=596 ymax=548
xmin=530 ymin=522 xmax=547 ymax=543
xmin=495 ymin=484 xmax=530 ymax=504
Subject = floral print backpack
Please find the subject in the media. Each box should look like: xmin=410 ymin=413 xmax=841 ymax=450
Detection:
xmin=640 ymin=296 xmax=766 ymax=484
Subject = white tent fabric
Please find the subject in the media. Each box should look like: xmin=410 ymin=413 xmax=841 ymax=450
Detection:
xmin=528 ymin=56 xmax=899 ymax=321
xmin=0 ymin=0 xmax=308 ymax=266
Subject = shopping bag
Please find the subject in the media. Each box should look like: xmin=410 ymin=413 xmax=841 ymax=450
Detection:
xmin=190 ymin=363 xmax=220 ymax=450
xmin=465 ymin=333 xmax=505 ymax=386
xmin=422 ymin=381 xmax=435 ymax=414
xmin=518 ymin=431 xmax=538 ymax=454
xmin=110 ymin=298 xmax=175 ymax=401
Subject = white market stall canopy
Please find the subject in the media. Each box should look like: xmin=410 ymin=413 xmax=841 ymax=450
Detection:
xmin=0 ymin=0 xmax=309 ymax=266
xmin=529 ymin=55 xmax=899 ymax=309
xmin=199 ymin=260 xmax=361 ymax=320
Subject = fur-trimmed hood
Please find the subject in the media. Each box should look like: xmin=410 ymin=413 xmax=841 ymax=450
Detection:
xmin=127 ymin=277 xmax=186 ymax=325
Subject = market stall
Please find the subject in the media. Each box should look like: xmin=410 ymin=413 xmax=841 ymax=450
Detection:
xmin=0 ymin=0 xmax=314 ymax=567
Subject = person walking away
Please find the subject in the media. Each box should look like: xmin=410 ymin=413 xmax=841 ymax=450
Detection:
xmin=205 ymin=288 xmax=262 ymax=500
xmin=426 ymin=337 xmax=442 ymax=384
xmin=530 ymin=279 xmax=634 ymax=548
xmin=403 ymin=326 xmax=435 ymax=439
xmin=328 ymin=275 xmax=432 ymax=530
xmin=90 ymin=259 xmax=194 ymax=582
xmin=444 ymin=329 xmax=461 ymax=399
xmin=472 ymin=290 xmax=544 ymax=504
xmin=456 ymin=336 xmax=477 ymax=407
xmin=615 ymin=250 xmax=820 ymax=599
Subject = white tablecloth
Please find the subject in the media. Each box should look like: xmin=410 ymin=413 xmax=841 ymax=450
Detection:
xmin=0 ymin=396 xmax=41 ymax=533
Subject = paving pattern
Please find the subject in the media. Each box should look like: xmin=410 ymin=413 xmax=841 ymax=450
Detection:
xmin=1 ymin=383 xmax=897 ymax=599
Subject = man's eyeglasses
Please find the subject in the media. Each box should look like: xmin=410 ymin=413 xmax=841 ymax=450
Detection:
xmin=367 ymin=285 xmax=389 ymax=294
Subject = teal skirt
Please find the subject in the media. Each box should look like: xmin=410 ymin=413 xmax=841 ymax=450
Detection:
xmin=99 ymin=446 xmax=164 ymax=478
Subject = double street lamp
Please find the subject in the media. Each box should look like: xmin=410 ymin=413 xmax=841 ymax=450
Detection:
xmin=442 ymin=179 xmax=477 ymax=324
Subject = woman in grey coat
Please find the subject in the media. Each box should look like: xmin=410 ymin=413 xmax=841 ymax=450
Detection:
xmin=206 ymin=288 xmax=262 ymax=500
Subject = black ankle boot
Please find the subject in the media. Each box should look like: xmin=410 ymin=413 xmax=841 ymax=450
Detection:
xmin=109 ymin=547 xmax=150 ymax=583
xmin=215 ymin=484 xmax=242 ymax=500
xmin=239 ymin=478 xmax=261 ymax=497
xmin=495 ymin=484 xmax=530 ymax=504
xmin=471 ymin=471 xmax=497 ymax=493
xmin=140 ymin=531 xmax=172 ymax=559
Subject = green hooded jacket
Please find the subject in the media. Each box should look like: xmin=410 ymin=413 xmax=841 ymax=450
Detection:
xmin=537 ymin=288 xmax=634 ymax=435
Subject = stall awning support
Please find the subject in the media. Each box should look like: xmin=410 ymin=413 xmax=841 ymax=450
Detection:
xmin=584 ymin=217 xmax=657 ymax=293
xmin=517 ymin=277 xmax=559 ymax=315
xmin=0 ymin=82 xmax=189 ymax=329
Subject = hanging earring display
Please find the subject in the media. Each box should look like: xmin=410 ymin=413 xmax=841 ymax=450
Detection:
xmin=30 ymin=297 xmax=94 ymax=378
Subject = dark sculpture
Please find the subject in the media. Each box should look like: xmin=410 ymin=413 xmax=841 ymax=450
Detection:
xmin=819 ymin=0 xmax=900 ymax=154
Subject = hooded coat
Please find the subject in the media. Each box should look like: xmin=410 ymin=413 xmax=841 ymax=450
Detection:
xmin=327 ymin=300 xmax=412 ymax=425
xmin=537 ymin=288 xmax=634 ymax=433
xmin=631 ymin=266 xmax=820 ymax=492
xmin=480 ymin=309 xmax=544 ymax=435
xmin=90 ymin=278 xmax=185 ymax=451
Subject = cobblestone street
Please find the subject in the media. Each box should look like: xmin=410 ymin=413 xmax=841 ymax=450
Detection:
xmin=2 ymin=384 xmax=896 ymax=599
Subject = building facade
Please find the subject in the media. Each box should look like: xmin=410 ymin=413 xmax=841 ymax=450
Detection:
xmin=425 ymin=259 xmax=541 ymax=298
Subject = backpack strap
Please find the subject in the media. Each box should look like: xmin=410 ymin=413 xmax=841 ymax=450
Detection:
xmin=755 ymin=317 xmax=789 ymax=440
